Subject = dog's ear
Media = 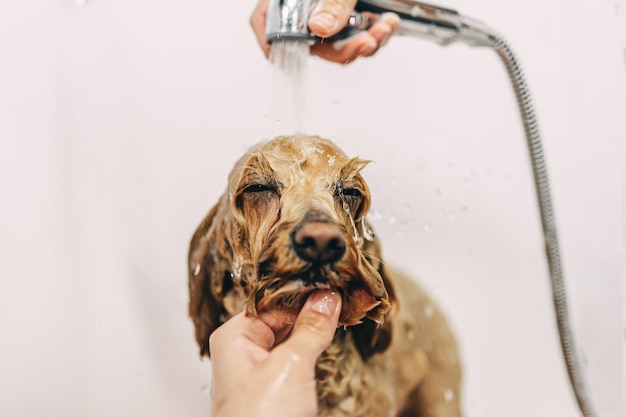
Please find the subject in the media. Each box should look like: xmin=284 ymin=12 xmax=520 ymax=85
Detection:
xmin=351 ymin=265 xmax=397 ymax=360
xmin=188 ymin=196 xmax=235 ymax=357
xmin=351 ymin=224 xmax=398 ymax=360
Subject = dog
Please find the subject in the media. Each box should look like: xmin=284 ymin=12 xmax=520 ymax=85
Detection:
xmin=188 ymin=135 xmax=462 ymax=416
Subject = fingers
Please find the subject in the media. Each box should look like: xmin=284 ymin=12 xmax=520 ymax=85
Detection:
xmin=251 ymin=0 xmax=399 ymax=64
xmin=257 ymin=307 xmax=298 ymax=345
xmin=311 ymin=12 xmax=400 ymax=64
xmin=209 ymin=312 xmax=275 ymax=369
xmin=308 ymin=0 xmax=358 ymax=38
xmin=250 ymin=0 xmax=271 ymax=58
xmin=273 ymin=290 xmax=342 ymax=362
xmin=252 ymin=0 xmax=358 ymax=57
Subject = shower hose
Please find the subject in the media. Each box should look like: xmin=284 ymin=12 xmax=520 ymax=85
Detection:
xmin=487 ymin=33 xmax=598 ymax=417
xmin=337 ymin=5 xmax=600 ymax=412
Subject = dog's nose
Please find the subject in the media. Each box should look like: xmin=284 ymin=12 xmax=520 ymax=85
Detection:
xmin=292 ymin=222 xmax=346 ymax=264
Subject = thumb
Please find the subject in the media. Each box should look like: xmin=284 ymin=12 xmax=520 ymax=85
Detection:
xmin=275 ymin=290 xmax=342 ymax=361
xmin=309 ymin=0 xmax=358 ymax=38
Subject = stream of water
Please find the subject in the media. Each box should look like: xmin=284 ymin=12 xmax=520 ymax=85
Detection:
xmin=268 ymin=40 xmax=311 ymax=134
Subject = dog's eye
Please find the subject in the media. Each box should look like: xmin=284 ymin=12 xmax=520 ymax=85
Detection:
xmin=243 ymin=184 xmax=276 ymax=194
xmin=237 ymin=182 xmax=280 ymax=216
xmin=341 ymin=188 xmax=361 ymax=197
xmin=337 ymin=187 xmax=361 ymax=198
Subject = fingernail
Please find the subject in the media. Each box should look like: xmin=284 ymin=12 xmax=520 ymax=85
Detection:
xmin=310 ymin=291 xmax=339 ymax=316
xmin=309 ymin=11 xmax=339 ymax=34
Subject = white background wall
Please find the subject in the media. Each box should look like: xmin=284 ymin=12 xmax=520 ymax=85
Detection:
xmin=0 ymin=0 xmax=624 ymax=416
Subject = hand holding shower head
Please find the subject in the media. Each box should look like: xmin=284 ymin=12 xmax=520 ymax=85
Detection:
xmin=265 ymin=0 xmax=496 ymax=47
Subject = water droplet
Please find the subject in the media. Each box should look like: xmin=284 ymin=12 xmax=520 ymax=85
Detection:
xmin=339 ymin=193 xmax=362 ymax=246
xmin=361 ymin=218 xmax=375 ymax=241
xmin=444 ymin=389 xmax=454 ymax=402
xmin=327 ymin=155 xmax=336 ymax=166
xmin=231 ymin=254 xmax=244 ymax=280
xmin=193 ymin=264 xmax=201 ymax=276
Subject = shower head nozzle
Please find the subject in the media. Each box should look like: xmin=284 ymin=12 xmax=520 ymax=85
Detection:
xmin=265 ymin=0 xmax=316 ymax=44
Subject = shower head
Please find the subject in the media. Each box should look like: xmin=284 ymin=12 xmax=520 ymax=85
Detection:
xmin=264 ymin=0 xmax=497 ymax=47
xmin=265 ymin=0 xmax=316 ymax=43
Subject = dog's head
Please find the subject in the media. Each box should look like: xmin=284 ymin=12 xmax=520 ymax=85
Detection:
xmin=188 ymin=135 xmax=396 ymax=359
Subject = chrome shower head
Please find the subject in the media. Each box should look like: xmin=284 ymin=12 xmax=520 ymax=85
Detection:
xmin=265 ymin=0 xmax=316 ymax=43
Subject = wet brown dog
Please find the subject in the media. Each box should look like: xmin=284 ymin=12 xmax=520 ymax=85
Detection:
xmin=188 ymin=135 xmax=462 ymax=416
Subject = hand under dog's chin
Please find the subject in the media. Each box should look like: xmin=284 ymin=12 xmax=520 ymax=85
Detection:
xmin=248 ymin=278 xmax=390 ymax=329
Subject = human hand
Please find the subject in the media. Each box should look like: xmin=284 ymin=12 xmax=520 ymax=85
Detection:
xmin=250 ymin=0 xmax=400 ymax=64
xmin=209 ymin=290 xmax=342 ymax=417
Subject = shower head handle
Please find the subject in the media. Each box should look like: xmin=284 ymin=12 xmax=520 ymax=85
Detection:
xmin=355 ymin=0 xmax=495 ymax=46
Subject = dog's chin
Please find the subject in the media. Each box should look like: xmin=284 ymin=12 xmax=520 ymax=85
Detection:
xmin=248 ymin=271 xmax=390 ymax=328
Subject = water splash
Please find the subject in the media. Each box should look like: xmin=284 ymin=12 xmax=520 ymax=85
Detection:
xmin=344 ymin=201 xmax=363 ymax=246
xmin=337 ymin=186 xmax=363 ymax=246
xmin=231 ymin=254 xmax=244 ymax=280
xmin=268 ymin=40 xmax=310 ymax=134
xmin=361 ymin=217 xmax=375 ymax=241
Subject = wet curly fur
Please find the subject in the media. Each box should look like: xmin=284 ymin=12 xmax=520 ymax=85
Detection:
xmin=188 ymin=135 xmax=462 ymax=416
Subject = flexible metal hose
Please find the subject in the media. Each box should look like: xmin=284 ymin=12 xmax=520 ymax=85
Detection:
xmin=487 ymin=33 xmax=599 ymax=417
